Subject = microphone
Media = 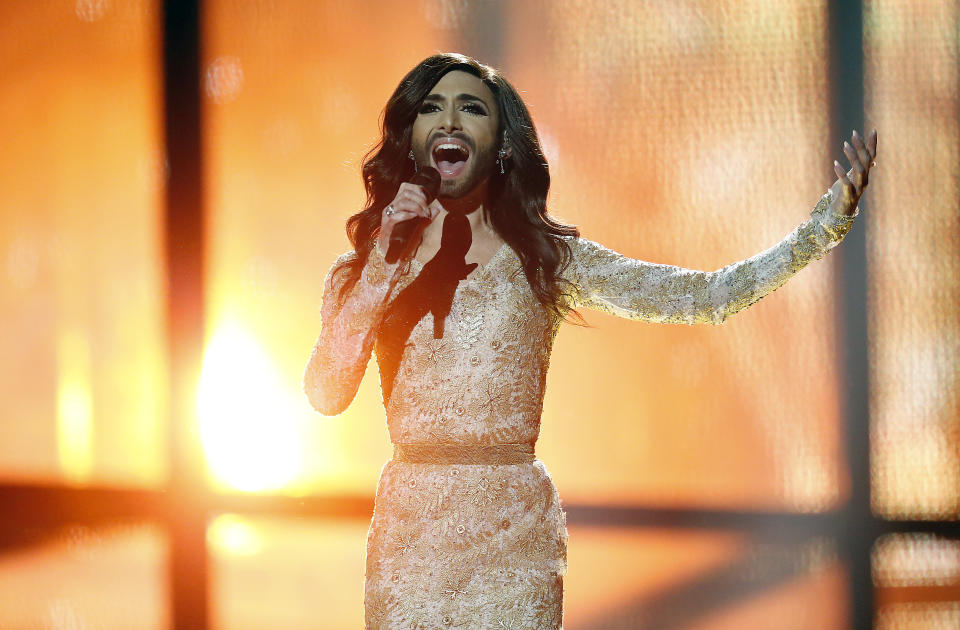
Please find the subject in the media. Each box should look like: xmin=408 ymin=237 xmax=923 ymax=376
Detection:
xmin=385 ymin=166 xmax=441 ymax=264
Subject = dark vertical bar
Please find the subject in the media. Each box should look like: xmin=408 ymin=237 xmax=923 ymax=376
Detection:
xmin=162 ymin=1 xmax=209 ymax=629
xmin=827 ymin=1 xmax=873 ymax=629
xmin=456 ymin=2 xmax=506 ymax=70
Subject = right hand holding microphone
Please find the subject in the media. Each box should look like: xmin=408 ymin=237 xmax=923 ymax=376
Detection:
xmin=380 ymin=167 xmax=443 ymax=264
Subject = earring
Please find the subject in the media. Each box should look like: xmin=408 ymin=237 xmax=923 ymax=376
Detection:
xmin=408 ymin=150 xmax=418 ymax=173
xmin=498 ymin=130 xmax=509 ymax=174
xmin=497 ymin=146 xmax=508 ymax=174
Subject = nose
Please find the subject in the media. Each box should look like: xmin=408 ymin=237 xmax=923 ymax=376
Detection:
xmin=438 ymin=104 xmax=461 ymax=133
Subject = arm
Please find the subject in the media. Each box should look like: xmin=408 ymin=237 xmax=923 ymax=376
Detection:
xmin=564 ymin=190 xmax=857 ymax=325
xmin=303 ymin=171 xmax=442 ymax=415
xmin=565 ymin=129 xmax=877 ymax=325
xmin=302 ymin=244 xmax=409 ymax=415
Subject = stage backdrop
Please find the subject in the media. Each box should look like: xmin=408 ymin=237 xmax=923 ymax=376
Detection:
xmin=0 ymin=1 xmax=956 ymax=629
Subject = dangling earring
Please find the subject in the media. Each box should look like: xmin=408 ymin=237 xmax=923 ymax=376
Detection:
xmin=408 ymin=150 xmax=418 ymax=173
xmin=497 ymin=146 xmax=508 ymax=174
xmin=498 ymin=130 xmax=509 ymax=174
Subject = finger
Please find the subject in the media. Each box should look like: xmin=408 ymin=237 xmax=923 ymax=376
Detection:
xmin=843 ymin=142 xmax=866 ymax=189
xmin=408 ymin=200 xmax=432 ymax=219
xmin=397 ymin=183 xmax=428 ymax=201
xmin=383 ymin=208 xmax=419 ymax=225
xmin=834 ymin=160 xmax=855 ymax=196
xmin=868 ymin=128 xmax=878 ymax=162
xmin=385 ymin=199 xmax=422 ymax=217
xmin=397 ymin=193 xmax=428 ymax=214
xmin=843 ymin=140 xmax=864 ymax=173
xmin=851 ymin=130 xmax=871 ymax=169
xmin=398 ymin=184 xmax=428 ymax=203
xmin=848 ymin=148 xmax=866 ymax=191
xmin=393 ymin=192 xmax=431 ymax=214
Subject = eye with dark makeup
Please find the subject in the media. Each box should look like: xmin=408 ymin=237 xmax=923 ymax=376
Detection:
xmin=417 ymin=102 xmax=487 ymax=116
xmin=462 ymin=103 xmax=487 ymax=116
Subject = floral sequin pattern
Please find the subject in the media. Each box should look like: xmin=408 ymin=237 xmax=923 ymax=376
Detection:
xmin=303 ymin=191 xmax=857 ymax=630
xmin=364 ymin=461 xmax=567 ymax=629
xmin=563 ymin=191 xmax=858 ymax=325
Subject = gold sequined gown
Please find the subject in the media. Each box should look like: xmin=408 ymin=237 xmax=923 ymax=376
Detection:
xmin=303 ymin=192 xmax=856 ymax=629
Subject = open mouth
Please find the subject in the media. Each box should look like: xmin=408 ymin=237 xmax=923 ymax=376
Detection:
xmin=431 ymin=141 xmax=470 ymax=178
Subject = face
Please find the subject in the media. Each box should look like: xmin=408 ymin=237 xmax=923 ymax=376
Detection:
xmin=410 ymin=70 xmax=501 ymax=199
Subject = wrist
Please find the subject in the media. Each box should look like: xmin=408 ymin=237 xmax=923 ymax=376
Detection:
xmin=364 ymin=239 xmax=407 ymax=286
xmin=812 ymin=189 xmax=857 ymax=242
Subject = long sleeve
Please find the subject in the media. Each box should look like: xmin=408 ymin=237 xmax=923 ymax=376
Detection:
xmin=302 ymin=243 xmax=410 ymax=415
xmin=563 ymin=190 xmax=859 ymax=325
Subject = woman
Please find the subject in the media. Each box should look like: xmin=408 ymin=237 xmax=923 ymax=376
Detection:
xmin=303 ymin=53 xmax=877 ymax=629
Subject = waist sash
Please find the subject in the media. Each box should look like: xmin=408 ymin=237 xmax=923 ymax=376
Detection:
xmin=392 ymin=442 xmax=535 ymax=465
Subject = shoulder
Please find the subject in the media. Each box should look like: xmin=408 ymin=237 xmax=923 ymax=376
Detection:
xmin=559 ymin=234 xmax=620 ymax=264
xmin=328 ymin=250 xmax=358 ymax=275
xmin=332 ymin=250 xmax=358 ymax=267
xmin=556 ymin=235 xmax=606 ymax=283
xmin=324 ymin=250 xmax=359 ymax=290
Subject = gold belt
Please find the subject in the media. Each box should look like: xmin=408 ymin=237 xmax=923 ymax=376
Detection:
xmin=392 ymin=442 xmax=535 ymax=465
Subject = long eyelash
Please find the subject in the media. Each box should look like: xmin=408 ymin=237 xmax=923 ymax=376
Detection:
xmin=417 ymin=102 xmax=486 ymax=115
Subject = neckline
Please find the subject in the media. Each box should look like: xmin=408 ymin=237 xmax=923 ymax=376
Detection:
xmin=408 ymin=240 xmax=510 ymax=282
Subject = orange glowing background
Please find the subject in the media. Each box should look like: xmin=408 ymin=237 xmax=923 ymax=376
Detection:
xmin=204 ymin=1 xmax=845 ymax=509
xmin=0 ymin=1 xmax=957 ymax=629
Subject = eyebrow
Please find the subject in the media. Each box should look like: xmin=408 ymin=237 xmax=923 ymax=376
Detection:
xmin=423 ymin=93 xmax=490 ymax=109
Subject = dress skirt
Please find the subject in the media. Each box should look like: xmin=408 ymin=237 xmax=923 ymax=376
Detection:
xmin=363 ymin=458 xmax=568 ymax=629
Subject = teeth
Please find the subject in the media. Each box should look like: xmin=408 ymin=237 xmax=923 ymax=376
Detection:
xmin=434 ymin=143 xmax=468 ymax=157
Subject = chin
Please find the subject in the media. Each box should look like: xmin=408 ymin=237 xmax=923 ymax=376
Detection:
xmin=439 ymin=181 xmax=471 ymax=199
xmin=439 ymin=177 xmax=475 ymax=199
xmin=438 ymin=168 xmax=492 ymax=200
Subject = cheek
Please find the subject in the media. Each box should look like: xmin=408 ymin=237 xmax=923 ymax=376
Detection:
xmin=409 ymin=128 xmax=430 ymax=160
xmin=410 ymin=119 xmax=429 ymax=143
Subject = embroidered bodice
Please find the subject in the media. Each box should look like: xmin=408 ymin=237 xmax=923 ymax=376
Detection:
xmin=302 ymin=190 xmax=857 ymax=628
xmin=303 ymin=191 xmax=857 ymax=438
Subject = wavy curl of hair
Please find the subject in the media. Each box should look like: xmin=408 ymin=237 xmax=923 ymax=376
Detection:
xmin=333 ymin=53 xmax=580 ymax=320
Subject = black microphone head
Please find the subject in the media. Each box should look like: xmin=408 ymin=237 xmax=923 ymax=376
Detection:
xmin=410 ymin=166 xmax=441 ymax=202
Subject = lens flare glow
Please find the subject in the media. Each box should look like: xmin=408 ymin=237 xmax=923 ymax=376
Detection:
xmin=207 ymin=514 xmax=263 ymax=557
xmin=56 ymin=328 xmax=93 ymax=483
xmin=197 ymin=321 xmax=303 ymax=492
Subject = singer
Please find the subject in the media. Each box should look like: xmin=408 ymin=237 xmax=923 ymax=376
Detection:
xmin=303 ymin=53 xmax=877 ymax=629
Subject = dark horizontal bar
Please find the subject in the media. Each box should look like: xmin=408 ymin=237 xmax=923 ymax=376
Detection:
xmin=876 ymin=584 xmax=960 ymax=606
xmin=0 ymin=483 xmax=956 ymax=536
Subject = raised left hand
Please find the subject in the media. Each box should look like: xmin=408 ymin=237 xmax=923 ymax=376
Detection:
xmin=830 ymin=128 xmax=878 ymax=217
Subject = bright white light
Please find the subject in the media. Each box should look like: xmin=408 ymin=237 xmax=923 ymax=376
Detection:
xmin=204 ymin=56 xmax=244 ymax=105
xmin=197 ymin=321 xmax=303 ymax=492
xmin=208 ymin=514 xmax=263 ymax=557
xmin=57 ymin=328 xmax=93 ymax=483
xmin=75 ymin=0 xmax=110 ymax=22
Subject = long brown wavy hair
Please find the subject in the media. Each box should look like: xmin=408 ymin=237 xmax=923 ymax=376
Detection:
xmin=332 ymin=53 xmax=579 ymax=319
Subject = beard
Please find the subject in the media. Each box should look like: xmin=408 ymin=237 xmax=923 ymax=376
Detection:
xmin=438 ymin=155 xmax=495 ymax=198
xmin=413 ymin=138 xmax=498 ymax=200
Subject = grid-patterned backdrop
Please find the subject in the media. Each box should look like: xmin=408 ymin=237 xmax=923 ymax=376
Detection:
xmin=0 ymin=1 xmax=956 ymax=629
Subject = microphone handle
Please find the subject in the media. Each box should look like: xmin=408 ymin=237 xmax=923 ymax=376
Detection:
xmin=385 ymin=216 xmax=429 ymax=264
